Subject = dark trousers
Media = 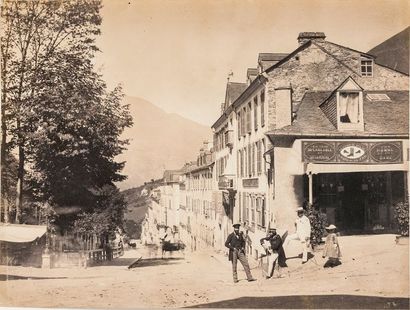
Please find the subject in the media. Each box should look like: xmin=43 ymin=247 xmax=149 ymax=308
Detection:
xmin=232 ymin=250 xmax=253 ymax=281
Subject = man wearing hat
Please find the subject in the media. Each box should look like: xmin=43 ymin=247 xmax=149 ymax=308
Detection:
xmin=285 ymin=207 xmax=311 ymax=264
xmin=260 ymin=226 xmax=285 ymax=278
xmin=225 ymin=223 xmax=256 ymax=283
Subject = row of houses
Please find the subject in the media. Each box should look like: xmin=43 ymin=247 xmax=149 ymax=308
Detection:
xmin=141 ymin=30 xmax=409 ymax=259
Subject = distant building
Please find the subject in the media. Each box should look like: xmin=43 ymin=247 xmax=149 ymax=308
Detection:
xmin=183 ymin=141 xmax=215 ymax=251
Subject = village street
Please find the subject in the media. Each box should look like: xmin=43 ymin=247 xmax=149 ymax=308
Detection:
xmin=0 ymin=234 xmax=408 ymax=309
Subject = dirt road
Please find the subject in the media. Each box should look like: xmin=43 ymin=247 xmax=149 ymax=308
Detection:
xmin=0 ymin=234 xmax=408 ymax=309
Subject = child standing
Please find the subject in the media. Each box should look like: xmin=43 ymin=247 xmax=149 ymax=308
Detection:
xmin=322 ymin=224 xmax=342 ymax=268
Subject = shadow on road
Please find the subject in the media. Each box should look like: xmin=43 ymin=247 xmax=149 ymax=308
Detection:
xmin=188 ymin=295 xmax=409 ymax=309
xmin=0 ymin=274 xmax=68 ymax=281
xmin=130 ymin=257 xmax=184 ymax=268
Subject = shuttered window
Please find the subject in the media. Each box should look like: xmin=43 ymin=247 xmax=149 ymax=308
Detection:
xmin=246 ymin=102 xmax=251 ymax=133
xmin=251 ymin=143 xmax=255 ymax=176
xmin=261 ymin=89 xmax=265 ymax=127
xmin=254 ymin=97 xmax=258 ymax=130
xmin=257 ymin=141 xmax=262 ymax=175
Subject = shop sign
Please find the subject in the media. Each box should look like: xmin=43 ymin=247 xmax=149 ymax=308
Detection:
xmin=242 ymin=178 xmax=259 ymax=188
xmin=302 ymin=141 xmax=402 ymax=164
xmin=218 ymin=176 xmax=233 ymax=190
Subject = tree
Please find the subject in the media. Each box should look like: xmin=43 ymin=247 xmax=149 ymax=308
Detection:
xmin=1 ymin=1 xmax=132 ymax=235
xmin=1 ymin=0 xmax=105 ymax=223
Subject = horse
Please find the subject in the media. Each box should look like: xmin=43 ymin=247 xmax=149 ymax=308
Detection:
xmin=161 ymin=240 xmax=186 ymax=258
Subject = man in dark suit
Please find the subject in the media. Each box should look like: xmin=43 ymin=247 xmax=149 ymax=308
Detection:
xmin=225 ymin=223 xmax=256 ymax=283
xmin=260 ymin=227 xmax=286 ymax=278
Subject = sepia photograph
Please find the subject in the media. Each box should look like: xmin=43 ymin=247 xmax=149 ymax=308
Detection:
xmin=0 ymin=0 xmax=409 ymax=309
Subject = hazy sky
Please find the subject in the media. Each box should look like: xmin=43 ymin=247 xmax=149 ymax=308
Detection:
xmin=96 ymin=0 xmax=409 ymax=126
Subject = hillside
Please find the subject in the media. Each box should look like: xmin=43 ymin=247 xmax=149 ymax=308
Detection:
xmin=116 ymin=96 xmax=212 ymax=190
xmin=368 ymin=27 xmax=409 ymax=75
xmin=122 ymin=180 xmax=163 ymax=239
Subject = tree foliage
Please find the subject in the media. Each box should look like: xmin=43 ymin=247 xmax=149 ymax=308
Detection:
xmin=1 ymin=0 xmax=132 ymax=235
xmin=306 ymin=203 xmax=328 ymax=246
xmin=394 ymin=199 xmax=409 ymax=237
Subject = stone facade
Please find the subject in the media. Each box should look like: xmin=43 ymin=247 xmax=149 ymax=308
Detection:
xmin=140 ymin=31 xmax=409 ymax=260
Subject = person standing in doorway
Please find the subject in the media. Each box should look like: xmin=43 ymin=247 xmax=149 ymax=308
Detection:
xmin=225 ymin=224 xmax=257 ymax=283
xmin=285 ymin=207 xmax=312 ymax=264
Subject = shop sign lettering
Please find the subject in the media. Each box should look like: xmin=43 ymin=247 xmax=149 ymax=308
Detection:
xmin=370 ymin=143 xmax=402 ymax=163
xmin=243 ymin=178 xmax=259 ymax=188
xmin=302 ymin=141 xmax=402 ymax=164
xmin=303 ymin=142 xmax=336 ymax=162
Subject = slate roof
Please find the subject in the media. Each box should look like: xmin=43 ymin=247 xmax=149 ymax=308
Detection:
xmin=226 ymin=82 xmax=248 ymax=104
xmin=258 ymin=53 xmax=288 ymax=71
xmin=267 ymin=90 xmax=409 ymax=138
xmin=368 ymin=27 xmax=410 ymax=75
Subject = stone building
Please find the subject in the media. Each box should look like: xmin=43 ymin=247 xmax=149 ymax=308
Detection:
xmin=212 ymin=31 xmax=408 ymax=259
xmin=140 ymin=30 xmax=408 ymax=260
xmin=184 ymin=142 xmax=215 ymax=251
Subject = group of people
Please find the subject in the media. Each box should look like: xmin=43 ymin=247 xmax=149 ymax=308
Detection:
xmin=224 ymin=207 xmax=342 ymax=283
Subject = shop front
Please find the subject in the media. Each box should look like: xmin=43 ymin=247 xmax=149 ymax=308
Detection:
xmin=302 ymin=140 xmax=408 ymax=234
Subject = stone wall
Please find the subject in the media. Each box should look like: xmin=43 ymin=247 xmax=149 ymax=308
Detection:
xmin=266 ymin=42 xmax=409 ymax=131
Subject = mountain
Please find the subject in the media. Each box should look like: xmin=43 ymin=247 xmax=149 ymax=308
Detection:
xmin=116 ymin=96 xmax=212 ymax=190
xmin=368 ymin=27 xmax=409 ymax=75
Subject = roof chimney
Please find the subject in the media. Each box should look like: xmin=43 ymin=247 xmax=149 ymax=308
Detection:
xmin=297 ymin=32 xmax=326 ymax=45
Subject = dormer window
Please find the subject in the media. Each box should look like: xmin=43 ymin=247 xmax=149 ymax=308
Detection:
xmin=339 ymin=92 xmax=359 ymax=123
xmin=360 ymin=57 xmax=373 ymax=77
xmin=335 ymin=77 xmax=364 ymax=131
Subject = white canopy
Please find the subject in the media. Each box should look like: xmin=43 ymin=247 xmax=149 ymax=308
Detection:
xmin=0 ymin=224 xmax=47 ymax=243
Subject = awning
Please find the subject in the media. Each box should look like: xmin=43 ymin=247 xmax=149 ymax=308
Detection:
xmin=0 ymin=224 xmax=47 ymax=243
xmin=306 ymin=162 xmax=408 ymax=174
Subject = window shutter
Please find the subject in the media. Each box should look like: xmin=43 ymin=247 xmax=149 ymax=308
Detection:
xmin=248 ymin=145 xmax=251 ymax=177
xmin=261 ymin=90 xmax=265 ymax=127
xmin=237 ymin=112 xmax=241 ymax=137
xmin=252 ymin=143 xmax=255 ymax=176
xmin=254 ymin=97 xmax=258 ymax=130
xmin=247 ymin=103 xmax=251 ymax=133
xmin=257 ymin=141 xmax=261 ymax=174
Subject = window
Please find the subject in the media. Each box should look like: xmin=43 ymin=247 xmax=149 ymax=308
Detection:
xmin=237 ymin=112 xmax=241 ymax=138
xmin=339 ymin=92 xmax=360 ymax=123
xmin=250 ymin=196 xmax=255 ymax=225
xmin=361 ymin=58 xmax=373 ymax=76
xmin=243 ymin=147 xmax=247 ymax=178
xmin=366 ymin=93 xmax=391 ymax=101
xmin=237 ymin=150 xmax=240 ymax=176
xmin=239 ymin=150 xmax=243 ymax=178
xmin=241 ymin=107 xmax=246 ymax=136
xmin=251 ymin=143 xmax=255 ymax=176
xmin=248 ymin=144 xmax=252 ymax=177
xmin=261 ymin=90 xmax=265 ymax=127
xmin=261 ymin=197 xmax=266 ymax=228
xmin=238 ymin=192 xmax=242 ymax=222
xmin=257 ymin=141 xmax=262 ymax=175
xmin=336 ymin=76 xmax=364 ymax=131
xmin=243 ymin=193 xmax=248 ymax=222
xmin=246 ymin=102 xmax=252 ymax=133
xmin=254 ymin=96 xmax=258 ymax=130
xmin=262 ymin=138 xmax=267 ymax=173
